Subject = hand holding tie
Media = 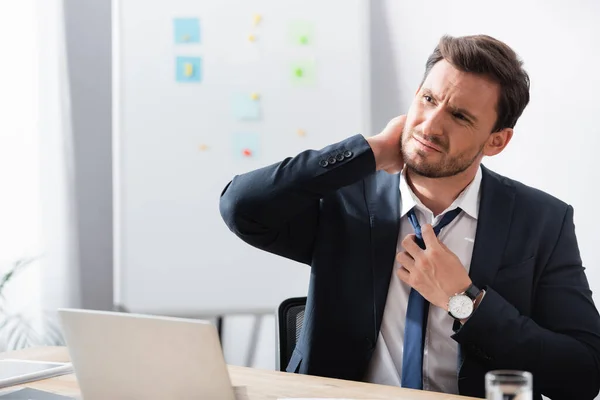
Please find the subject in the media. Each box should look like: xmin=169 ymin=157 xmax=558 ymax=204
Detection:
xmin=396 ymin=223 xmax=472 ymax=310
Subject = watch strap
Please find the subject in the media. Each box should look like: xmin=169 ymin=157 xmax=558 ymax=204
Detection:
xmin=464 ymin=283 xmax=481 ymax=300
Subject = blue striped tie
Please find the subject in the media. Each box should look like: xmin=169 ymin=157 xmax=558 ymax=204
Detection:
xmin=400 ymin=207 xmax=462 ymax=389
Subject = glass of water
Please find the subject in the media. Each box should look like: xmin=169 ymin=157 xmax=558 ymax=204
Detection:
xmin=485 ymin=370 xmax=533 ymax=400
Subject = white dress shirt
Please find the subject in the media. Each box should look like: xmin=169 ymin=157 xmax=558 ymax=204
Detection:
xmin=364 ymin=166 xmax=482 ymax=394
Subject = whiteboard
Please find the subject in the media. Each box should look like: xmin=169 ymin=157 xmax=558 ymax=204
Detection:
xmin=113 ymin=0 xmax=371 ymax=314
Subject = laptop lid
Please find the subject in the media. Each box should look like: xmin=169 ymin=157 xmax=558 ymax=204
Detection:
xmin=58 ymin=309 xmax=236 ymax=400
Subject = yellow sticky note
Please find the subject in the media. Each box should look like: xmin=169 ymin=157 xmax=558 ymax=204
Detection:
xmin=253 ymin=14 xmax=262 ymax=26
xmin=248 ymin=34 xmax=256 ymax=42
xmin=184 ymin=63 xmax=194 ymax=77
xmin=250 ymin=92 xmax=260 ymax=100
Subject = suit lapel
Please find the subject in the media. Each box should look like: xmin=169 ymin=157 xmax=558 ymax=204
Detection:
xmin=364 ymin=172 xmax=401 ymax=334
xmin=469 ymin=165 xmax=516 ymax=289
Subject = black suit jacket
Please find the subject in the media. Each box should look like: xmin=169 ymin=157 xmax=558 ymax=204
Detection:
xmin=219 ymin=134 xmax=600 ymax=399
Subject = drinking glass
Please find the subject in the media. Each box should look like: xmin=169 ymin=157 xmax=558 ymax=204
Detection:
xmin=485 ymin=370 xmax=533 ymax=400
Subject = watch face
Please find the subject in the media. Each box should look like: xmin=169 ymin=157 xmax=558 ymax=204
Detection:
xmin=449 ymin=294 xmax=474 ymax=319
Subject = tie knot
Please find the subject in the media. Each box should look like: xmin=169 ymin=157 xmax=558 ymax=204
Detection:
xmin=407 ymin=207 xmax=462 ymax=249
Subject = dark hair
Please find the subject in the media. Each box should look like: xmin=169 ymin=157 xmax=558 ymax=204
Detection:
xmin=422 ymin=34 xmax=530 ymax=132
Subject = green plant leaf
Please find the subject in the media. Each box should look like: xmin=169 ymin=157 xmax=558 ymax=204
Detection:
xmin=0 ymin=257 xmax=37 ymax=296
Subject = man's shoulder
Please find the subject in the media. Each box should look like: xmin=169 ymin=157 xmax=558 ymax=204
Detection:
xmin=483 ymin=166 xmax=570 ymax=213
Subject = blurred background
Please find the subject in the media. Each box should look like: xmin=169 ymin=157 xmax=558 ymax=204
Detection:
xmin=0 ymin=0 xmax=598 ymax=388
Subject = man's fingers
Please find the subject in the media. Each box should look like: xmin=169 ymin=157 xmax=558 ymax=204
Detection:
xmin=421 ymin=224 xmax=440 ymax=249
xmin=396 ymin=265 xmax=411 ymax=284
xmin=438 ymin=239 xmax=451 ymax=252
xmin=396 ymin=251 xmax=415 ymax=270
xmin=402 ymin=234 xmax=423 ymax=258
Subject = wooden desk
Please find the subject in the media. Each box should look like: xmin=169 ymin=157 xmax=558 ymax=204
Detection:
xmin=0 ymin=347 xmax=480 ymax=400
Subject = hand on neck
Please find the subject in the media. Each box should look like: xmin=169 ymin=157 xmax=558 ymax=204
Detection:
xmin=405 ymin=162 xmax=480 ymax=217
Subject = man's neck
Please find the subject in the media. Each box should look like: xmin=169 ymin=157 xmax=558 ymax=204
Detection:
xmin=406 ymin=163 xmax=480 ymax=216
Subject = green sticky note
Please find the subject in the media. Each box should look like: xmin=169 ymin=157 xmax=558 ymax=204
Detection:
xmin=289 ymin=20 xmax=315 ymax=46
xmin=290 ymin=59 xmax=316 ymax=86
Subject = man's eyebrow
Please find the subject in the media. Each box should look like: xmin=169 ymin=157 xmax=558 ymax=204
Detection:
xmin=421 ymin=88 xmax=478 ymax=124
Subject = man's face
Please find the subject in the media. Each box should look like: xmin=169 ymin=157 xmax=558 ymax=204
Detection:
xmin=402 ymin=60 xmax=503 ymax=178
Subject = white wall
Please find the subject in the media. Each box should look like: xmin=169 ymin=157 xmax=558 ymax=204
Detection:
xmin=0 ymin=0 xmax=42 ymax=326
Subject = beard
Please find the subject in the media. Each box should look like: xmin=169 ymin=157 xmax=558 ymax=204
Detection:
xmin=401 ymin=128 xmax=485 ymax=178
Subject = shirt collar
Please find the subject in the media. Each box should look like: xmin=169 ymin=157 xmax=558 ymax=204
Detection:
xmin=399 ymin=165 xmax=482 ymax=220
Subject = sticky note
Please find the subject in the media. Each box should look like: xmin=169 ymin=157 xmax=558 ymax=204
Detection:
xmin=297 ymin=129 xmax=306 ymax=137
xmin=253 ymin=14 xmax=262 ymax=26
xmin=232 ymin=92 xmax=261 ymax=120
xmin=290 ymin=59 xmax=317 ymax=86
xmin=289 ymin=20 xmax=315 ymax=46
xmin=198 ymin=144 xmax=209 ymax=151
xmin=248 ymin=34 xmax=257 ymax=42
xmin=250 ymin=92 xmax=260 ymax=100
xmin=174 ymin=18 xmax=200 ymax=44
xmin=184 ymin=63 xmax=194 ymax=77
xmin=233 ymin=132 xmax=260 ymax=159
xmin=176 ymin=57 xmax=202 ymax=82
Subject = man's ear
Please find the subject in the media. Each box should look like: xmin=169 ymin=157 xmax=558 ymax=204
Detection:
xmin=483 ymin=128 xmax=513 ymax=157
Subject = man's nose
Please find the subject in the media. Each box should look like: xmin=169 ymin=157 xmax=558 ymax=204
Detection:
xmin=421 ymin=109 xmax=445 ymax=136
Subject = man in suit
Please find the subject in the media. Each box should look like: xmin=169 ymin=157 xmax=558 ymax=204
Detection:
xmin=219 ymin=34 xmax=600 ymax=399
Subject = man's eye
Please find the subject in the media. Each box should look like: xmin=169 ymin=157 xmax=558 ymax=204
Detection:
xmin=424 ymin=95 xmax=433 ymax=103
xmin=454 ymin=113 xmax=467 ymax=121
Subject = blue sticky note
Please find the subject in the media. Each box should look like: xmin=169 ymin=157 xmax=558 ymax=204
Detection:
xmin=176 ymin=56 xmax=202 ymax=83
xmin=233 ymin=132 xmax=260 ymax=159
xmin=232 ymin=92 xmax=260 ymax=120
xmin=174 ymin=18 xmax=200 ymax=43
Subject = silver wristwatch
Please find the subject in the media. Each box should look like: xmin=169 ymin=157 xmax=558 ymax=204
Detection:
xmin=448 ymin=283 xmax=481 ymax=320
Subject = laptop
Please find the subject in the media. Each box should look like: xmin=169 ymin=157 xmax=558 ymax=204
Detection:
xmin=58 ymin=308 xmax=236 ymax=400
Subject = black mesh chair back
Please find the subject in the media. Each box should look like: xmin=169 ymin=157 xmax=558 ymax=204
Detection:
xmin=277 ymin=296 xmax=307 ymax=371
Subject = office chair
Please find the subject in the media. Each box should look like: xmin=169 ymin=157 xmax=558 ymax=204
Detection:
xmin=276 ymin=296 xmax=307 ymax=372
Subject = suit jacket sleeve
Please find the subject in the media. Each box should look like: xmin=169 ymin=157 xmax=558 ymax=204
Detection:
xmin=452 ymin=205 xmax=600 ymax=399
xmin=219 ymin=134 xmax=375 ymax=264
